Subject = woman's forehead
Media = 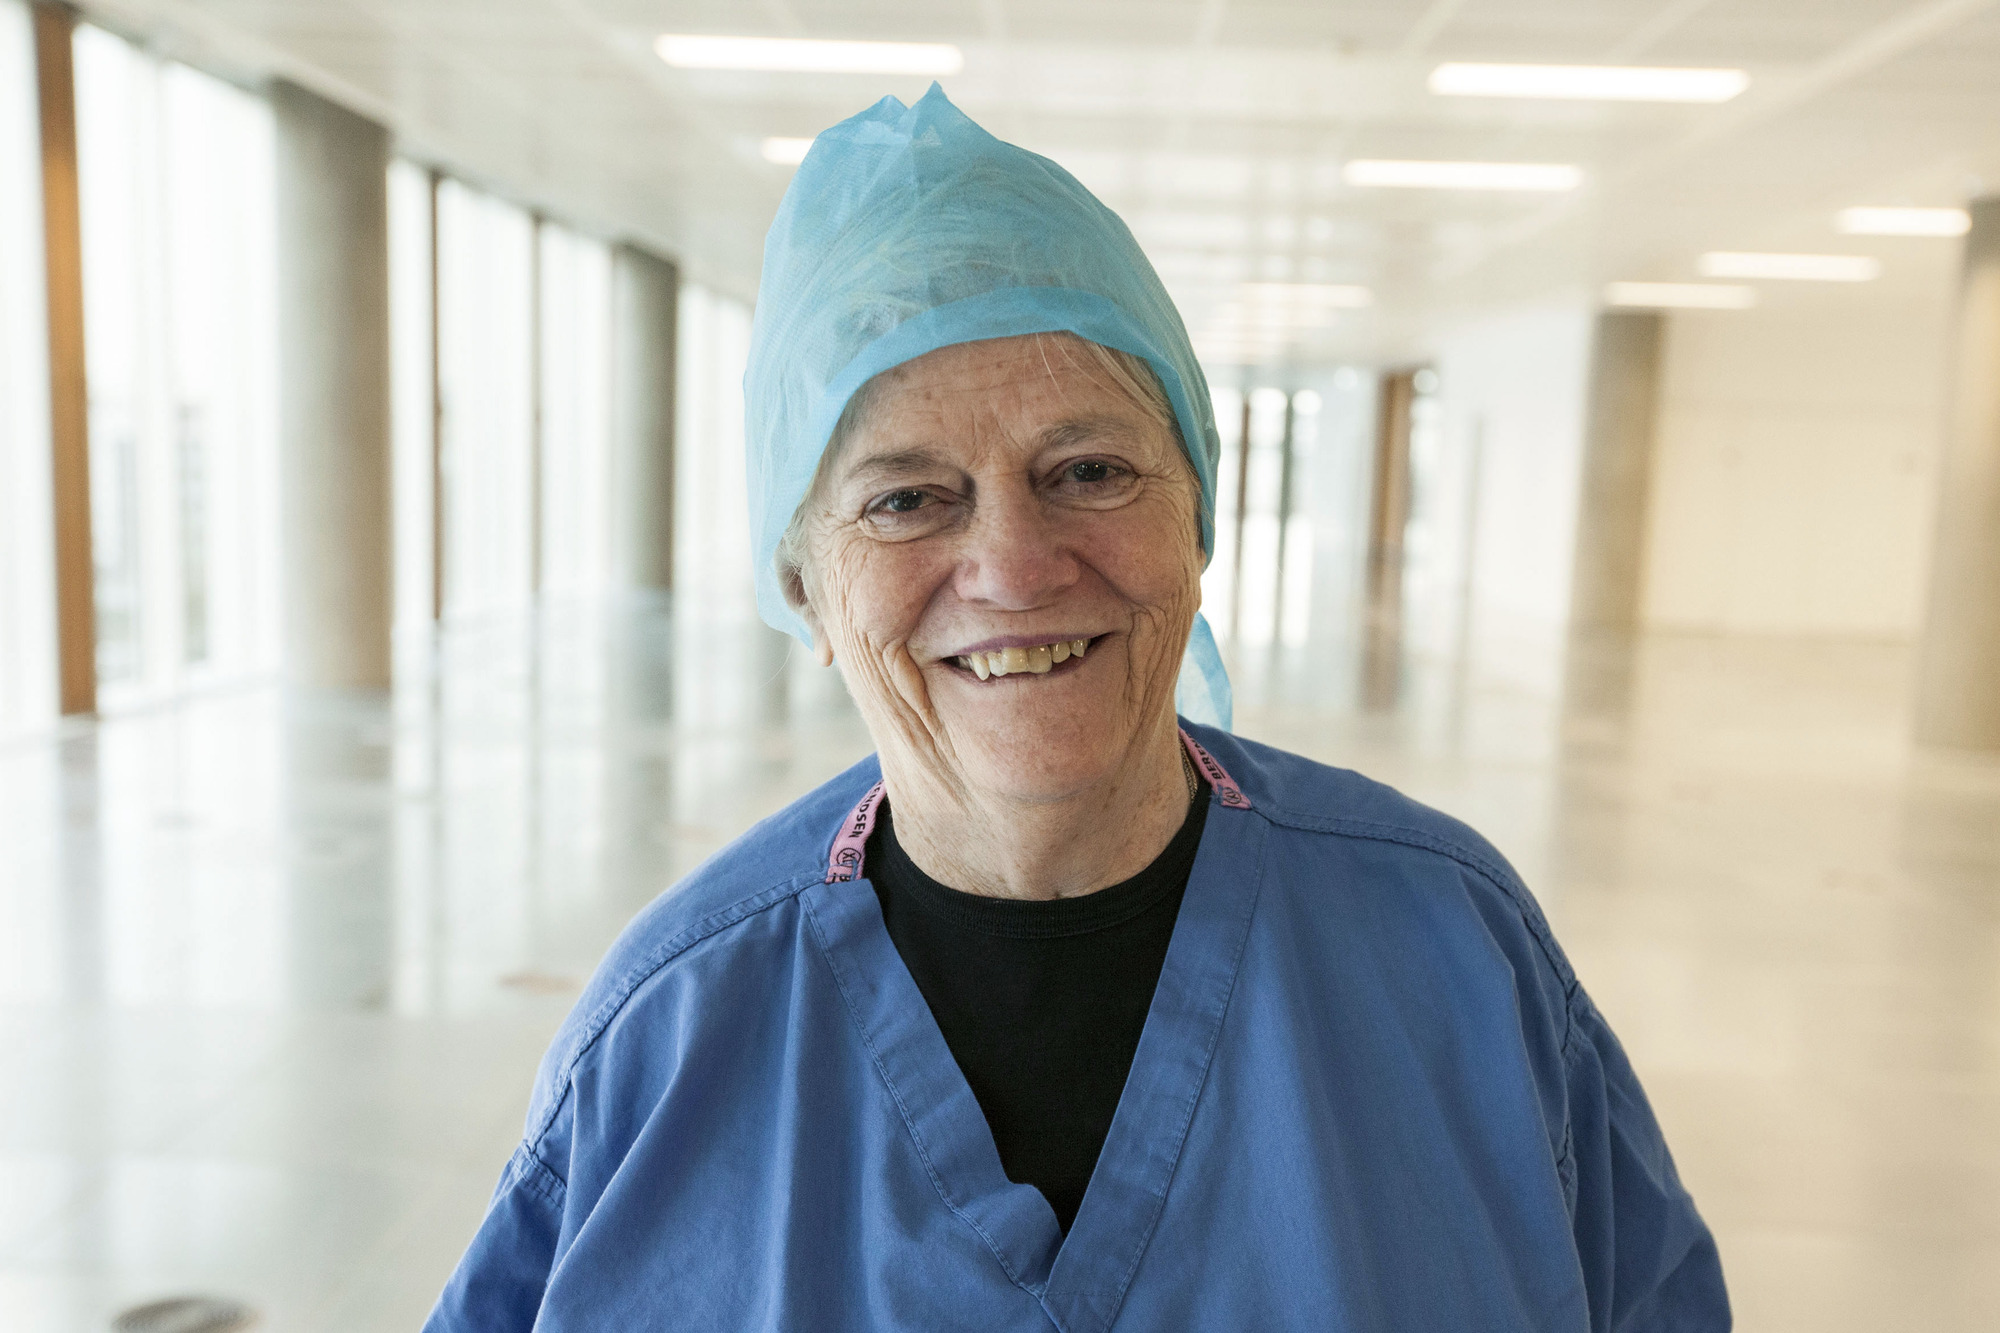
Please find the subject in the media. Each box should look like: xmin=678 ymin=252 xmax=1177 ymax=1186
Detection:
xmin=874 ymin=335 xmax=1110 ymax=404
xmin=853 ymin=338 xmax=1155 ymax=444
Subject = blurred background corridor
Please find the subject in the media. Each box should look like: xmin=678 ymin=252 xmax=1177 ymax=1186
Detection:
xmin=3 ymin=1 xmax=2000 ymax=1329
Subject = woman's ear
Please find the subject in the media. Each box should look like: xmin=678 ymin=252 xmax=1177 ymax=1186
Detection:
xmin=786 ymin=566 xmax=836 ymax=667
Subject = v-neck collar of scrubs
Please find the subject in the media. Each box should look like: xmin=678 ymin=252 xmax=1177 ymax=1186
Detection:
xmin=800 ymin=730 xmax=1267 ymax=1333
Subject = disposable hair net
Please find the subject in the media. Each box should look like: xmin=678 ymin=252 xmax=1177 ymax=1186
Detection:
xmin=745 ymin=83 xmax=1232 ymax=729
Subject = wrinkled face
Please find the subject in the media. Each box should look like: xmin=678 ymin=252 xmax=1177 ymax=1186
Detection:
xmin=796 ymin=334 xmax=1204 ymax=805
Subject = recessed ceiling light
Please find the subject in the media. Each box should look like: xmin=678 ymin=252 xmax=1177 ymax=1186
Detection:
xmin=1605 ymin=282 xmax=1757 ymax=309
xmin=1343 ymin=160 xmax=1583 ymax=191
xmin=654 ymin=34 xmax=963 ymax=75
xmin=1698 ymin=251 xmax=1880 ymax=282
xmin=1836 ymin=206 xmax=1970 ymax=237
xmin=1429 ymin=63 xmax=1748 ymax=102
xmin=760 ymin=137 xmax=813 ymax=166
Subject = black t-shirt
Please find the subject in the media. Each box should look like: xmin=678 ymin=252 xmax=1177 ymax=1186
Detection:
xmin=866 ymin=782 xmax=1209 ymax=1234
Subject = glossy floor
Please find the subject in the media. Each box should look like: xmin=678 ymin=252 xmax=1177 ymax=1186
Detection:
xmin=2 ymin=606 xmax=1996 ymax=1331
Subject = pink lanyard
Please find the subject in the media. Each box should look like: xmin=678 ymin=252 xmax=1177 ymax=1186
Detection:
xmin=826 ymin=729 xmax=1248 ymax=884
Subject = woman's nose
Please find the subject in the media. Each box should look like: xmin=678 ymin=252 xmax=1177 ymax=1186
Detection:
xmin=951 ymin=488 xmax=1080 ymax=610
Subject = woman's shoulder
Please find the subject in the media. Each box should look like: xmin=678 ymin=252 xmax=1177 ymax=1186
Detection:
xmin=520 ymin=754 xmax=884 ymax=1142
xmin=1191 ymin=724 xmax=1520 ymax=885
xmin=1191 ymin=723 xmax=1578 ymax=998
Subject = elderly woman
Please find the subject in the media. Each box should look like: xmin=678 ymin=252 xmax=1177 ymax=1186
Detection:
xmin=429 ymin=88 xmax=1727 ymax=1332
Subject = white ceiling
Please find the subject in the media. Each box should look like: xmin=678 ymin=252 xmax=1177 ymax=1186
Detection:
xmin=70 ymin=0 xmax=2000 ymax=364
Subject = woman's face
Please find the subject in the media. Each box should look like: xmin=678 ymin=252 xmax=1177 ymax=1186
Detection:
xmin=797 ymin=334 xmax=1204 ymax=806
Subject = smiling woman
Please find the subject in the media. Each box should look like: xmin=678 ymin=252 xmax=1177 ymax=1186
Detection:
xmin=790 ymin=333 xmax=1204 ymax=902
xmin=427 ymin=85 xmax=1729 ymax=1333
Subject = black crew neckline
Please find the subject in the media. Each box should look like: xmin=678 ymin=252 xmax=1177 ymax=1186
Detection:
xmin=870 ymin=780 xmax=1209 ymax=940
xmin=864 ymin=776 xmax=1215 ymax=1234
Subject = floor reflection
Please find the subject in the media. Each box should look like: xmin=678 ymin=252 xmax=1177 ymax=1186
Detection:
xmin=1 ymin=602 xmax=1996 ymax=1329
xmin=1358 ymin=603 xmax=1404 ymax=713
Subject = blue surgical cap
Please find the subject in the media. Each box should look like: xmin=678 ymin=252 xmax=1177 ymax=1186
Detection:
xmin=744 ymin=83 xmax=1232 ymax=729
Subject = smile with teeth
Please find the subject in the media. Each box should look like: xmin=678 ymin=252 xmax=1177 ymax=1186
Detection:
xmin=955 ymin=638 xmax=1092 ymax=680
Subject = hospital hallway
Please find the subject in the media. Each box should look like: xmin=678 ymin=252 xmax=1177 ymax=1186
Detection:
xmin=1 ymin=601 xmax=1995 ymax=1332
xmin=12 ymin=0 xmax=2000 ymax=1327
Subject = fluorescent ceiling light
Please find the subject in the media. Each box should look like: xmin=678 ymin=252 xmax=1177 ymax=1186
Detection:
xmin=1698 ymin=251 xmax=1880 ymax=282
xmin=1429 ymin=62 xmax=1747 ymax=102
xmin=760 ymin=137 xmax=813 ymax=166
xmin=1343 ymin=159 xmax=1582 ymax=191
xmin=655 ymin=34 xmax=963 ymax=75
xmin=1605 ymin=282 xmax=1756 ymax=310
xmin=1837 ymin=206 xmax=1970 ymax=237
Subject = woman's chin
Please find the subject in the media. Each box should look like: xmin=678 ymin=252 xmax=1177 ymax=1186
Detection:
xmin=929 ymin=677 xmax=1148 ymax=802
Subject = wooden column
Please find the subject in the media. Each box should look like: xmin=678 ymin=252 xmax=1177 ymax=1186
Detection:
xmin=33 ymin=2 xmax=94 ymax=716
xmin=1361 ymin=369 xmax=1419 ymax=709
xmin=1366 ymin=369 xmax=1417 ymax=626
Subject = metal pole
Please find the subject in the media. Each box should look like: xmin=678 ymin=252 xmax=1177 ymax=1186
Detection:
xmin=1272 ymin=390 xmax=1297 ymax=636
xmin=428 ymin=168 xmax=444 ymax=623
xmin=528 ymin=213 xmax=544 ymax=602
xmin=1229 ymin=391 xmax=1252 ymax=639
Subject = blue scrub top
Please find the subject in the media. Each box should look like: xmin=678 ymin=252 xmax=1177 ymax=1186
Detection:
xmin=427 ymin=725 xmax=1728 ymax=1332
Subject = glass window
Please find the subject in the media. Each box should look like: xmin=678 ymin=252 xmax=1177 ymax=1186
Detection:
xmin=673 ymin=283 xmax=755 ymax=623
xmin=73 ymin=24 xmax=279 ymax=707
xmin=1233 ymin=385 xmax=1294 ymax=646
xmin=435 ymin=178 xmax=534 ymax=623
xmin=0 ymin=0 xmax=58 ymax=739
xmin=391 ymin=169 xmax=623 ymax=648
xmin=388 ymin=159 xmax=435 ymax=638
xmin=1200 ymin=385 xmax=1245 ymax=638
xmin=671 ymin=282 xmax=775 ymax=736
xmin=537 ymin=222 xmax=613 ymax=600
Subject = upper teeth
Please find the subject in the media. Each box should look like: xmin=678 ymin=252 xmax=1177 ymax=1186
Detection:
xmin=959 ymin=638 xmax=1090 ymax=679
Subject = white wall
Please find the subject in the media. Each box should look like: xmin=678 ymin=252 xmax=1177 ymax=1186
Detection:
xmin=1642 ymin=301 xmax=1949 ymax=637
xmin=1431 ymin=301 xmax=1596 ymax=693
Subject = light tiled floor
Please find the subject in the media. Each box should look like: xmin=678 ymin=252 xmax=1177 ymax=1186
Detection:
xmin=2 ymin=606 xmax=1996 ymax=1331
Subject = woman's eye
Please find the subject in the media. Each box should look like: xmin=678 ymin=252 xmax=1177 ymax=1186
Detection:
xmin=1045 ymin=456 xmax=1140 ymax=510
xmin=862 ymin=488 xmax=953 ymax=535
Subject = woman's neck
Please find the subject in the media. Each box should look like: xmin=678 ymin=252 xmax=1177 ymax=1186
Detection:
xmin=878 ymin=715 xmax=1192 ymax=901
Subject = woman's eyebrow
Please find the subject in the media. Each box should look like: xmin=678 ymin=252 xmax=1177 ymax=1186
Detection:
xmin=1037 ymin=416 xmax=1142 ymax=452
xmin=841 ymin=448 xmax=947 ymax=487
